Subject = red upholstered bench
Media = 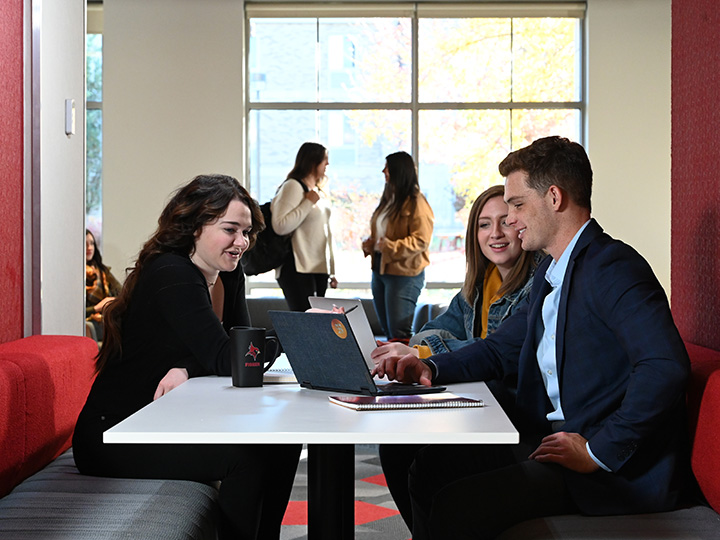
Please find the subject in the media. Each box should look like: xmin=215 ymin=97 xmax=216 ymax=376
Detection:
xmin=0 ymin=335 xmax=97 ymax=497
xmin=498 ymin=342 xmax=720 ymax=539
xmin=0 ymin=335 xmax=219 ymax=539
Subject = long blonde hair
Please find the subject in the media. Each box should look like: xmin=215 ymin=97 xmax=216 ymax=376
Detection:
xmin=462 ymin=185 xmax=539 ymax=304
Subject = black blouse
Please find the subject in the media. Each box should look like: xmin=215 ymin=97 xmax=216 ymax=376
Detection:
xmin=77 ymin=253 xmax=249 ymax=427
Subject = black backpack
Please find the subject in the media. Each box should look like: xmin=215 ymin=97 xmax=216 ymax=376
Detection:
xmin=242 ymin=178 xmax=308 ymax=276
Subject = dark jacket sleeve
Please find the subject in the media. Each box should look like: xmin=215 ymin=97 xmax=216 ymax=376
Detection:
xmin=566 ymin=239 xmax=689 ymax=473
xmin=430 ymin=295 xmax=529 ymax=384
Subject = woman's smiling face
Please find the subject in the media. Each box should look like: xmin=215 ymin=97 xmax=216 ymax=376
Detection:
xmin=476 ymin=195 xmax=523 ymax=279
xmin=191 ymin=199 xmax=252 ymax=282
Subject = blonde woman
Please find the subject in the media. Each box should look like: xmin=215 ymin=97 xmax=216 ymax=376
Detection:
xmin=374 ymin=185 xmax=543 ymax=530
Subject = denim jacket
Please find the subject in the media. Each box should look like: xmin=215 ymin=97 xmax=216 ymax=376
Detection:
xmin=409 ymin=253 xmax=544 ymax=355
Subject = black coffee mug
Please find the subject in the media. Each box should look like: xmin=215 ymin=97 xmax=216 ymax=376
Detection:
xmin=230 ymin=326 xmax=280 ymax=387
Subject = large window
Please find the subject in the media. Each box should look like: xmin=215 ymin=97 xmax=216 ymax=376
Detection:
xmin=246 ymin=3 xmax=584 ymax=297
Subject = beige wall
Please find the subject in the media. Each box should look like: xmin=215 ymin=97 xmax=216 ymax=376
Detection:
xmin=103 ymin=0 xmax=245 ymax=276
xmin=585 ymin=0 xmax=671 ymax=292
xmin=103 ymin=0 xmax=672 ymax=293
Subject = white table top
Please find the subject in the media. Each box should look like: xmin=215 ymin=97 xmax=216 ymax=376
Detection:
xmin=104 ymin=377 xmax=519 ymax=445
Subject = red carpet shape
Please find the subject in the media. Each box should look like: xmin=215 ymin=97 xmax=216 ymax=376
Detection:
xmin=361 ymin=473 xmax=388 ymax=486
xmin=282 ymin=501 xmax=399 ymax=526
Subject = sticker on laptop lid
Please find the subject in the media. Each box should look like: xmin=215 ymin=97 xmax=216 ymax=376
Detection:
xmin=331 ymin=319 xmax=348 ymax=339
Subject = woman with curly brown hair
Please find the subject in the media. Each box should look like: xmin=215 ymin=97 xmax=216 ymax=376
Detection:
xmin=73 ymin=174 xmax=301 ymax=540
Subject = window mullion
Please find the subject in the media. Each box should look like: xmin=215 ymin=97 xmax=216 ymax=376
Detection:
xmin=411 ymin=5 xmax=419 ymax=161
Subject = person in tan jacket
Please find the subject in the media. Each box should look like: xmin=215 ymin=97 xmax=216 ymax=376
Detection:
xmin=362 ymin=151 xmax=434 ymax=339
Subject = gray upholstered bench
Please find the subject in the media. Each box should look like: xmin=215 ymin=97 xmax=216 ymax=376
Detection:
xmin=0 ymin=449 xmax=219 ymax=540
xmin=498 ymin=342 xmax=720 ymax=540
xmin=0 ymin=336 xmax=221 ymax=540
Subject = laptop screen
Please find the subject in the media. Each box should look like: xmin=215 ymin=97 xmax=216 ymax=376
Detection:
xmin=269 ymin=310 xmax=378 ymax=394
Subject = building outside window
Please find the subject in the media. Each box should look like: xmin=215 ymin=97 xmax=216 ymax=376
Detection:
xmin=86 ymin=7 xmax=103 ymax=246
xmin=246 ymin=3 xmax=584 ymax=300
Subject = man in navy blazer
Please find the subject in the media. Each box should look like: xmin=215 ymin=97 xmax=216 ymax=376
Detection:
xmin=373 ymin=136 xmax=690 ymax=539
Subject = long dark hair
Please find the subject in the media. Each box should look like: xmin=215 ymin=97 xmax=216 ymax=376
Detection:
xmin=462 ymin=185 xmax=539 ymax=304
xmin=373 ymin=151 xmax=419 ymax=222
xmin=86 ymin=229 xmax=112 ymax=286
xmin=96 ymin=174 xmax=263 ymax=374
xmin=286 ymin=142 xmax=327 ymax=182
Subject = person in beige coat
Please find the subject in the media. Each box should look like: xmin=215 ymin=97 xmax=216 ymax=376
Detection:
xmin=271 ymin=142 xmax=337 ymax=311
xmin=362 ymin=151 xmax=434 ymax=339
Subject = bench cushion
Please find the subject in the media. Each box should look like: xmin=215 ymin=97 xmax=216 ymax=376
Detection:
xmin=0 ymin=336 xmax=97 ymax=497
xmin=497 ymin=505 xmax=720 ymax=540
xmin=692 ymin=369 xmax=720 ymax=512
xmin=0 ymin=450 xmax=218 ymax=540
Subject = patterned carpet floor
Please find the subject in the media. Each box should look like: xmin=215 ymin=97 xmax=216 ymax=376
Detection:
xmin=280 ymin=444 xmax=411 ymax=540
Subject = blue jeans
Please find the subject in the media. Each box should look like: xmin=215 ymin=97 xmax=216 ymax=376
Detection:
xmin=371 ymin=268 xmax=425 ymax=340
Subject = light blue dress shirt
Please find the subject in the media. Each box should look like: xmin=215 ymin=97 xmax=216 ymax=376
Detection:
xmin=536 ymin=222 xmax=591 ymax=422
xmin=537 ymin=220 xmax=610 ymax=471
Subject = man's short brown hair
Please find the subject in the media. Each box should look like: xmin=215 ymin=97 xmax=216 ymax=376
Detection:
xmin=499 ymin=136 xmax=592 ymax=211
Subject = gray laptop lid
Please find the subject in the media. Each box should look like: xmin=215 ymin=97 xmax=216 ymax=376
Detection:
xmin=269 ymin=310 xmax=445 ymax=396
xmin=307 ymin=297 xmax=376 ymax=369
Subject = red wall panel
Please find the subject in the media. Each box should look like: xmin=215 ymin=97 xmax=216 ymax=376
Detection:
xmin=671 ymin=0 xmax=720 ymax=350
xmin=0 ymin=0 xmax=25 ymax=343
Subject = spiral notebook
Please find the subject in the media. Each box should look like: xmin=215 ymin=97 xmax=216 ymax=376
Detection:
xmin=329 ymin=393 xmax=483 ymax=411
xmin=263 ymin=353 xmax=297 ymax=384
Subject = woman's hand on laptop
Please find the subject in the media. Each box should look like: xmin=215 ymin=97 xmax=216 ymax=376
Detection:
xmin=371 ymin=353 xmax=433 ymax=386
xmin=306 ymin=305 xmax=345 ymax=314
xmin=371 ymin=342 xmax=418 ymax=365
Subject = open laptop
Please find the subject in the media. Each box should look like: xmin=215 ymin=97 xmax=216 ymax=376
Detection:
xmin=308 ymin=297 xmax=377 ymax=370
xmin=269 ymin=310 xmax=446 ymax=396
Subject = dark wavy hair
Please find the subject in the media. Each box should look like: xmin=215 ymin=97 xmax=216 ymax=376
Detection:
xmin=373 ymin=151 xmax=420 ymax=221
xmin=286 ymin=142 xmax=327 ymax=182
xmin=462 ymin=185 xmax=539 ymax=304
xmin=95 ymin=174 xmax=263 ymax=374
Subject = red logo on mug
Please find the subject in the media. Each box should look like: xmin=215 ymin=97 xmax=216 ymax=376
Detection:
xmin=245 ymin=342 xmax=260 ymax=361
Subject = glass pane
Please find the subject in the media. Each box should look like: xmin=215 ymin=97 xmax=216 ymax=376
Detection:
xmin=319 ymin=18 xmax=411 ymax=102
xmin=86 ymin=33 xmax=102 ymax=101
xmin=249 ymin=19 xmax=318 ymax=102
xmin=249 ymin=109 xmax=410 ymax=281
xmin=86 ymin=109 xmax=103 ymax=231
xmin=250 ymin=18 xmax=411 ymax=103
xmin=419 ymin=19 xmax=512 ymax=103
xmin=419 ymin=109 xmax=511 ymax=283
xmin=512 ymin=18 xmax=581 ymax=102
xmin=511 ymin=109 xmax=581 ymax=150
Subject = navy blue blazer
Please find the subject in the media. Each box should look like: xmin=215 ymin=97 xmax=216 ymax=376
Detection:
xmin=431 ymin=219 xmax=690 ymax=515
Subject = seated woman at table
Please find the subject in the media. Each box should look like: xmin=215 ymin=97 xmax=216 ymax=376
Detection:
xmin=73 ymin=174 xmax=302 ymax=540
xmin=371 ymin=184 xmax=543 ymax=378
xmin=374 ymin=184 xmax=543 ymax=531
